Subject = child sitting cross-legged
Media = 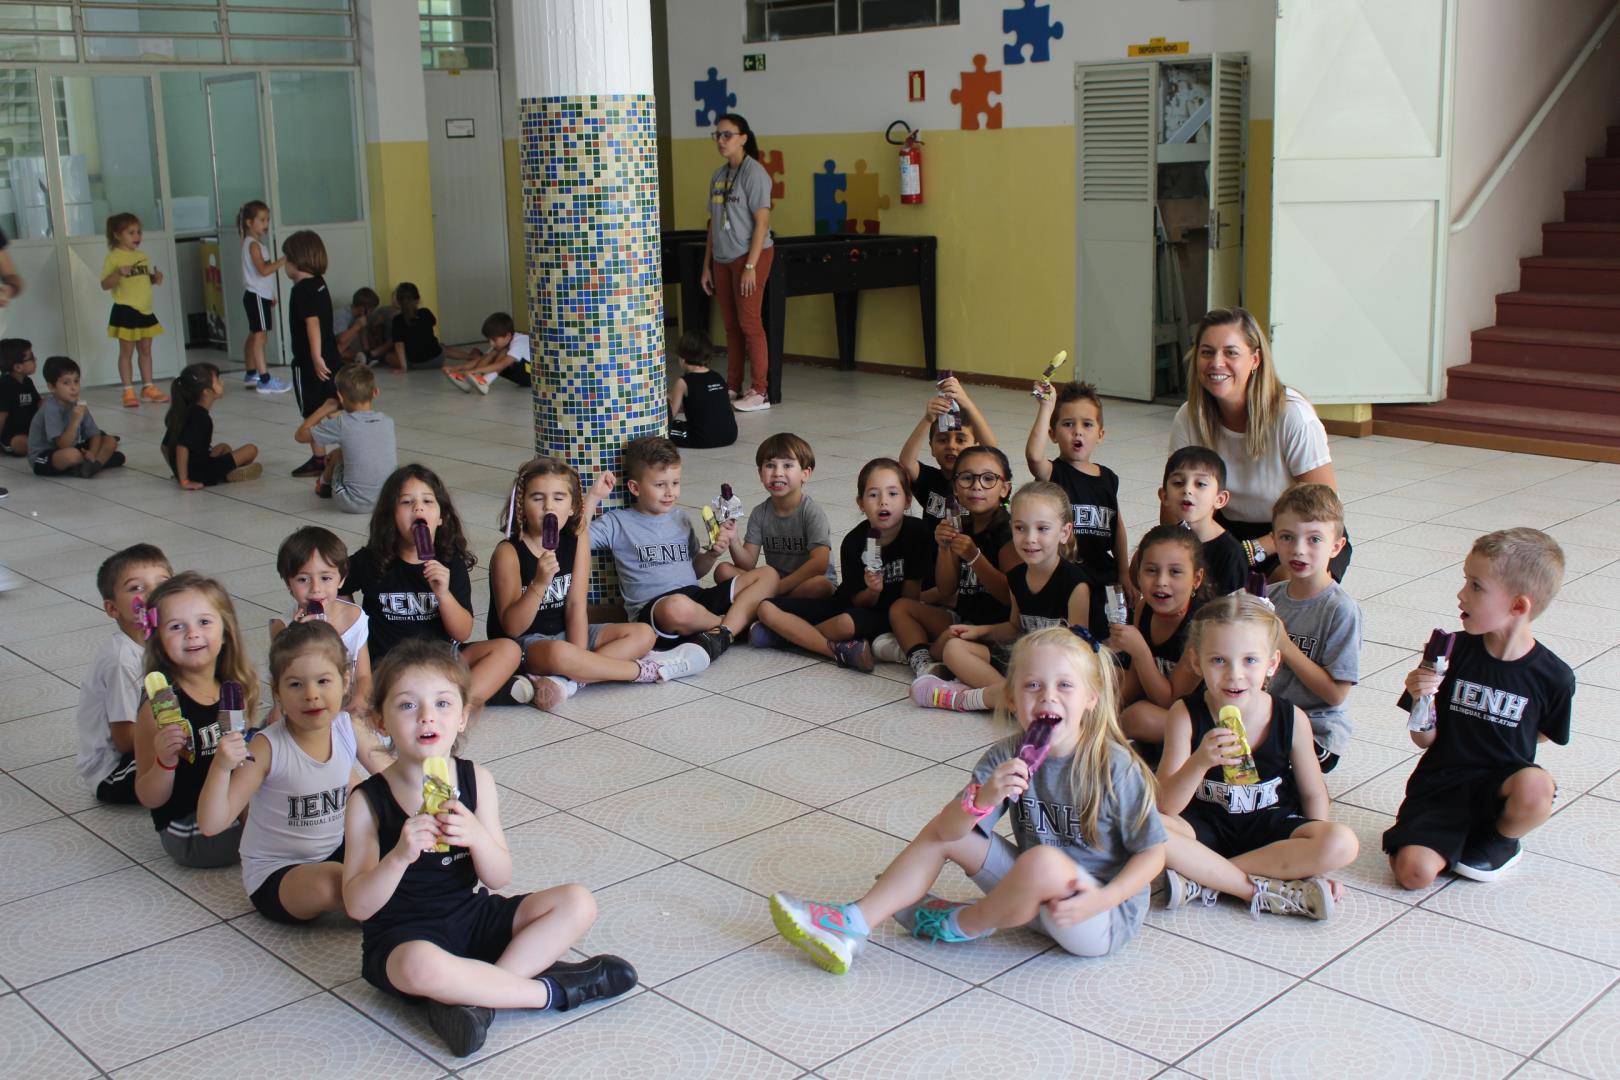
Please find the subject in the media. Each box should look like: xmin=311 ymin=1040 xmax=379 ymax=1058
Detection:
xmin=343 ymin=641 xmax=637 ymax=1058
xmin=877 ymin=444 xmax=1016 ymax=678
xmin=899 ymin=374 xmax=997 ymax=602
xmin=772 ymin=626 xmax=1167 ymax=971
xmin=913 ymin=481 xmax=1091 ymax=713
xmin=28 ymin=355 xmax=125 ymax=478
xmin=488 ymin=456 xmax=710 ymax=710
xmin=1112 ymin=524 xmax=1211 ymax=743
xmin=161 ymin=362 xmax=260 ymax=488
xmin=719 ymin=432 xmax=837 ymax=600
xmin=1384 ymin=528 xmax=1574 ymax=887
xmin=589 ymin=435 xmax=777 ymax=660
xmin=296 ymin=361 xmax=397 ymax=513
xmin=1156 ymin=594 xmax=1358 ymax=920
xmin=752 ymin=457 xmax=931 ymax=672
xmin=270 ymin=526 xmax=374 ymax=720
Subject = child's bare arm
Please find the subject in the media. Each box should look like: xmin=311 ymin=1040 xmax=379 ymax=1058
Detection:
xmin=1290 ymin=708 xmax=1333 ymax=819
xmin=668 ymin=377 xmax=688 ymax=416
xmin=776 ymin=545 xmax=830 ymax=594
xmin=899 ymin=412 xmax=933 ymax=482
xmin=951 ymin=382 xmax=996 ymax=447
xmin=728 ymin=539 xmax=760 ymax=571
xmin=295 ymin=398 xmax=340 ymax=446
xmin=1279 ymin=635 xmax=1353 ymax=707
xmin=1025 ymin=391 xmax=1056 ymax=481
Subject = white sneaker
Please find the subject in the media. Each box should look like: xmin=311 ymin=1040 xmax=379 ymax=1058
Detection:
xmin=770 ymin=892 xmax=861 ymax=975
xmin=471 ymin=372 xmax=494 ymax=395
xmin=445 ymin=369 xmax=473 ymax=393
xmin=871 ymin=633 xmax=905 ymax=664
xmin=733 ymin=391 xmax=771 ymax=412
xmin=1161 ymin=867 xmax=1219 ymax=910
xmin=1248 ymin=875 xmax=1334 ymax=920
xmin=508 ymin=676 xmax=535 ymax=705
xmin=652 ymin=642 xmax=711 ymax=682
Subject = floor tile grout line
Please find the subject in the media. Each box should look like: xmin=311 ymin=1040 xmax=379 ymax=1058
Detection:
xmin=9 ymin=983 xmax=110 ymax=1077
xmin=1410 ymin=884 xmax=1620 ymax=971
xmin=91 ymin=985 xmax=333 ymax=1076
xmin=1510 ymin=969 xmax=1620 ymax=1073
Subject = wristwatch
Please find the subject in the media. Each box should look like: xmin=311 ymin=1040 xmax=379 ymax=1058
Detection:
xmin=744 ymin=262 xmax=756 ymax=270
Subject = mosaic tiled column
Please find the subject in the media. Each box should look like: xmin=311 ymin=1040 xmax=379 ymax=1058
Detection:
xmin=516 ymin=0 xmax=662 ymax=602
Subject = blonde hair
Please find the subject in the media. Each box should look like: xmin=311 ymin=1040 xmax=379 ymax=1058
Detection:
xmin=1471 ymin=528 xmax=1565 ymax=618
xmin=1184 ymin=307 xmax=1290 ymax=460
xmin=1187 ymin=593 xmax=1285 ymax=658
xmin=1271 ymin=482 xmax=1345 ymax=539
xmin=1010 ymin=481 xmax=1076 ymax=561
xmin=995 ymin=627 xmax=1155 ymax=847
xmin=141 ymin=572 xmax=260 ymax=719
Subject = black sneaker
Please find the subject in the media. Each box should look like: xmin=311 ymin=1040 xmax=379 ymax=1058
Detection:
xmin=540 ymin=954 xmax=638 ymax=1012
xmin=1315 ymin=743 xmax=1340 ymax=774
xmin=694 ymin=625 xmax=733 ymax=661
xmin=424 ymin=1000 xmax=494 ymax=1057
xmin=0 ymin=487 xmax=8 ymax=499
xmin=291 ymin=455 xmax=325 ymax=478
xmin=106 ymin=451 xmax=126 ymax=469
xmin=1452 ymin=833 xmax=1522 ymax=882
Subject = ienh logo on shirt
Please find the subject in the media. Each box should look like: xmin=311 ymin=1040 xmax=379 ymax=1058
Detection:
xmin=1450 ymin=680 xmax=1530 ymax=727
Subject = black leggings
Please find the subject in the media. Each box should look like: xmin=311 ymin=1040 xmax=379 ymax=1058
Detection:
xmin=1222 ymin=515 xmax=1352 ymax=583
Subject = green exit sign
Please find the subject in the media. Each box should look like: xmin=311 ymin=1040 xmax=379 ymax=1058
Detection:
xmin=743 ymin=53 xmax=766 ymax=72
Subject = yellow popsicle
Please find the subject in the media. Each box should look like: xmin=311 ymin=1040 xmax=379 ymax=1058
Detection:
xmin=420 ymin=756 xmax=457 ymax=853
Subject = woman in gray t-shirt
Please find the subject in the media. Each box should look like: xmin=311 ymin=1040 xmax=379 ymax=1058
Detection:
xmin=701 ymin=113 xmax=775 ymax=412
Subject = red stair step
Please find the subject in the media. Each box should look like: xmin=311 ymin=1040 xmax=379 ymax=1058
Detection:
xmin=1495 ymin=291 xmax=1620 ymax=333
xmin=1543 ymin=222 xmax=1620 ymax=257
xmin=1587 ymin=157 xmax=1620 ymax=189
xmin=1471 ymin=325 xmax=1620 ymax=374
xmin=1519 ymin=255 xmax=1620 ymax=294
xmin=1372 ymin=400 xmax=1620 ymax=450
xmin=1565 ymin=190 xmax=1620 ymax=222
xmin=1445 ymin=362 xmax=1620 ymax=413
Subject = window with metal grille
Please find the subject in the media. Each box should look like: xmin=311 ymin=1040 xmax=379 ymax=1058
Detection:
xmin=0 ymin=0 xmax=356 ymax=65
xmin=745 ymin=0 xmax=958 ymax=43
xmin=419 ymin=0 xmax=492 ymax=71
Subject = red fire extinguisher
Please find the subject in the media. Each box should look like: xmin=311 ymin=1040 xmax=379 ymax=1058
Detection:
xmin=887 ymin=120 xmax=924 ymax=205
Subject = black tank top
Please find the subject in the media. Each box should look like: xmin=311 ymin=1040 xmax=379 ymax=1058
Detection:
xmin=357 ymin=756 xmax=481 ymax=946
xmin=150 ymin=683 xmax=225 ymax=832
xmin=1185 ymin=691 xmax=1301 ymax=818
xmin=953 ymin=515 xmax=1012 ymax=626
xmin=486 ymin=532 xmax=577 ymax=640
xmin=1009 ymin=559 xmax=1091 ymax=632
xmin=1126 ymin=601 xmax=1196 ymax=676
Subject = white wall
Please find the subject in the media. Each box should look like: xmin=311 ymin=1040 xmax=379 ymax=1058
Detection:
xmin=356 ymin=0 xmax=429 ymax=142
xmin=1442 ymin=0 xmax=1620 ymax=367
xmin=665 ymin=0 xmax=1276 ymax=136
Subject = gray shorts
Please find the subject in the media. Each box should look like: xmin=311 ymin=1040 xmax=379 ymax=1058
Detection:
xmin=970 ymin=832 xmax=1114 ymax=957
xmin=159 ymin=814 xmax=243 ymax=869
xmin=330 ymin=465 xmax=374 ymax=515
xmin=516 ymin=624 xmax=605 ymax=665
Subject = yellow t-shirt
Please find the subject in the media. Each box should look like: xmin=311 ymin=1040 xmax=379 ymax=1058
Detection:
xmin=101 ymin=248 xmax=154 ymax=314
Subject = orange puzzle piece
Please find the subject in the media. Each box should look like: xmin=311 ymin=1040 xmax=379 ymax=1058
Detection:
xmin=762 ymin=149 xmax=786 ymax=200
xmin=950 ymin=54 xmax=1003 ymax=130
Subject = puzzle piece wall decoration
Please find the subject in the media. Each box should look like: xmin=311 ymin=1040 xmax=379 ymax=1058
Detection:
xmin=813 ymin=160 xmax=847 ymax=235
xmin=1003 ymin=0 xmax=1064 ymax=64
xmin=950 ymin=55 xmax=1003 ymax=130
xmin=834 ymin=159 xmax=890 ymax=235
xmin=762 ymin=149 xmax=786 ymax=200
xmin=694 ymin=67 xmax=736 ymax=127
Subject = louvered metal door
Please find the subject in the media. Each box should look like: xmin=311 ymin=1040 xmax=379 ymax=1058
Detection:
xmin=1074 ymin=61 xmax=1157 ymax=401
xmin=1207 ymin=54 xmax=1248 ymax=312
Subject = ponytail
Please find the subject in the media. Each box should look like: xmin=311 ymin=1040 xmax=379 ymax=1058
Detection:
xmin=165 ymin=363 xmax=219 ymax=444
xmin=236 ymin=200 xmax=269 ymax=239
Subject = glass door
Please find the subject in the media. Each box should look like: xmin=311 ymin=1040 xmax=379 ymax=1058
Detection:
xmin=206 ymin=73 xmax=276 ymax=367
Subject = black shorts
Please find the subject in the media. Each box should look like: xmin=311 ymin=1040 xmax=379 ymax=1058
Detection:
xmin=1182 ymin=801 xmax=1313 ymax=859
xmin=31 ymin=441 xmax=88 ymax=475
xmin=292 ymin=360 xmax=337 ymax=419
xmin=1223 ymin=516 xmax=1353 ymax=583
xmin=361 ymin=888 xmax=526 ymax=999
xmin=763 ymin=594 xmax=892 ymax=642
xmin=497 ymin=362 xmax=531 ymax=387
xmin=94 ymin=751 xmax=138 ymax=804
xmin=1381 ymin=766 xmax=1541 ymax=864
xmin=184 ymin=448 xmax=237 ymax=487
xmin=640 ymin=580 xmax=736 ymax=638
xmin=249 ymin=843 xmax=345 ymax=924
xmin=243 ymin=292 xmax=275 ymax=334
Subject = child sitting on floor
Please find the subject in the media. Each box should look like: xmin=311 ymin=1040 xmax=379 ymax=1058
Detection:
xmin=667 ymin=330 xmax=736 ymax=448
xmin=719 ymin=432 xmax=836 ymax=599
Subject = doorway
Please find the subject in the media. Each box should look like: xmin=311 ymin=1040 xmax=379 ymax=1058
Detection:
xmin=424 ymin=70 xmax=510 ymax=345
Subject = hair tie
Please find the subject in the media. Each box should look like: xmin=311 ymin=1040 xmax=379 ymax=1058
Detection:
xmin=505 ymin=478 xmax=521 ymax=538
xmin=1069 ymin=624 xmax=1101 ymax=653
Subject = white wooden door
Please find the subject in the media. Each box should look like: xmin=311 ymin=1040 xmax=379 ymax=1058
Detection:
xmin=1074 ymin=61 xmax=1157 ymax=401
xmin=1207 ymin=53 xmax=1247 ymax=311
xmin=1271 ymin=0 xmax=1456 ymax=402
xmin=424 ymin=71 xmax=510 ymax=345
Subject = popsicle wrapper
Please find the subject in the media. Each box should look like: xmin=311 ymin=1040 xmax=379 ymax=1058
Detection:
xmin=700 ymin=505 xmax=720 ymax=547
xmin=1216 ymin=705 xmax=1260 ymax=786
xmin=420 ymin=756 xmax=458 ymax=853
xmin=145 ymin=671 xmax=195 ymax=763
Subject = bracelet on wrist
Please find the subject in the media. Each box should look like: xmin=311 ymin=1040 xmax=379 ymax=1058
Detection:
xmin=959 ymin=783 xmax=993 ymax=819
xmin=157 ymin=757 xmax=178 ymax=771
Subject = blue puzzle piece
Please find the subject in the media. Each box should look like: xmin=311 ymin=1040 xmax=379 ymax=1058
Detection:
xmin=813 ymin=160 xmax=846 ymax=236
xmin=694 ymin=66 xmax=736 ymax=128
xmin=1003 ymin=0 xmax=1064 ymax=65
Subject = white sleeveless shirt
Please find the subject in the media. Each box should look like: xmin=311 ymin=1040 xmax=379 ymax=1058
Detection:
xmin=242 ymin=235 xmax=276 ymax=300
xmin=240 ymin=713 xmax=356 ymax=894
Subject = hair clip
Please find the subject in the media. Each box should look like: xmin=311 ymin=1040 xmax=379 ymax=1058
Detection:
xmin=139 ymin=603 xmax=160 ymax=640
xmin=1069 ymin=624 xmax=1101 ymax=653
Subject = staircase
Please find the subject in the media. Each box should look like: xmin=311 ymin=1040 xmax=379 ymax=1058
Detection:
xmin=1373 ymin=126 xmax=1620 ymax=461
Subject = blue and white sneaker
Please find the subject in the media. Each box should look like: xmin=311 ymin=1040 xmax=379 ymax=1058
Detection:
xmin=256 ymin=375 xmax=292 ymax=394
xmin=770 ymin=892 xmax=863 ymax=974
xmin=242 ymin=370 xmax=259 ymax=386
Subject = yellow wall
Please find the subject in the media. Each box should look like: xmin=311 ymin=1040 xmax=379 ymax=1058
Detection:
xmin=663 ymin=120 xmax=1276 ymax=385
xmin=365 ymin=140 xmax=439 ymax=313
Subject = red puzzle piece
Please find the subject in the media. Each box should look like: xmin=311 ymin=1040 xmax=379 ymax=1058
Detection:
xmin=949 ymin=54 xmax=1003 ymax=130
xmin=762 ymin=149 xmax=786 ymax=200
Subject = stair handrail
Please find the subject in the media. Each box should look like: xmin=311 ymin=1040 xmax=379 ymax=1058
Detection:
xmin=1450 ymin=0 xmax=1620 ymax=234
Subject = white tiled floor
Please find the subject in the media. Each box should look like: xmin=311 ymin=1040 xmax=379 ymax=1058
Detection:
xmin=2 ymin=363 xmax=1619 ymax=1078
